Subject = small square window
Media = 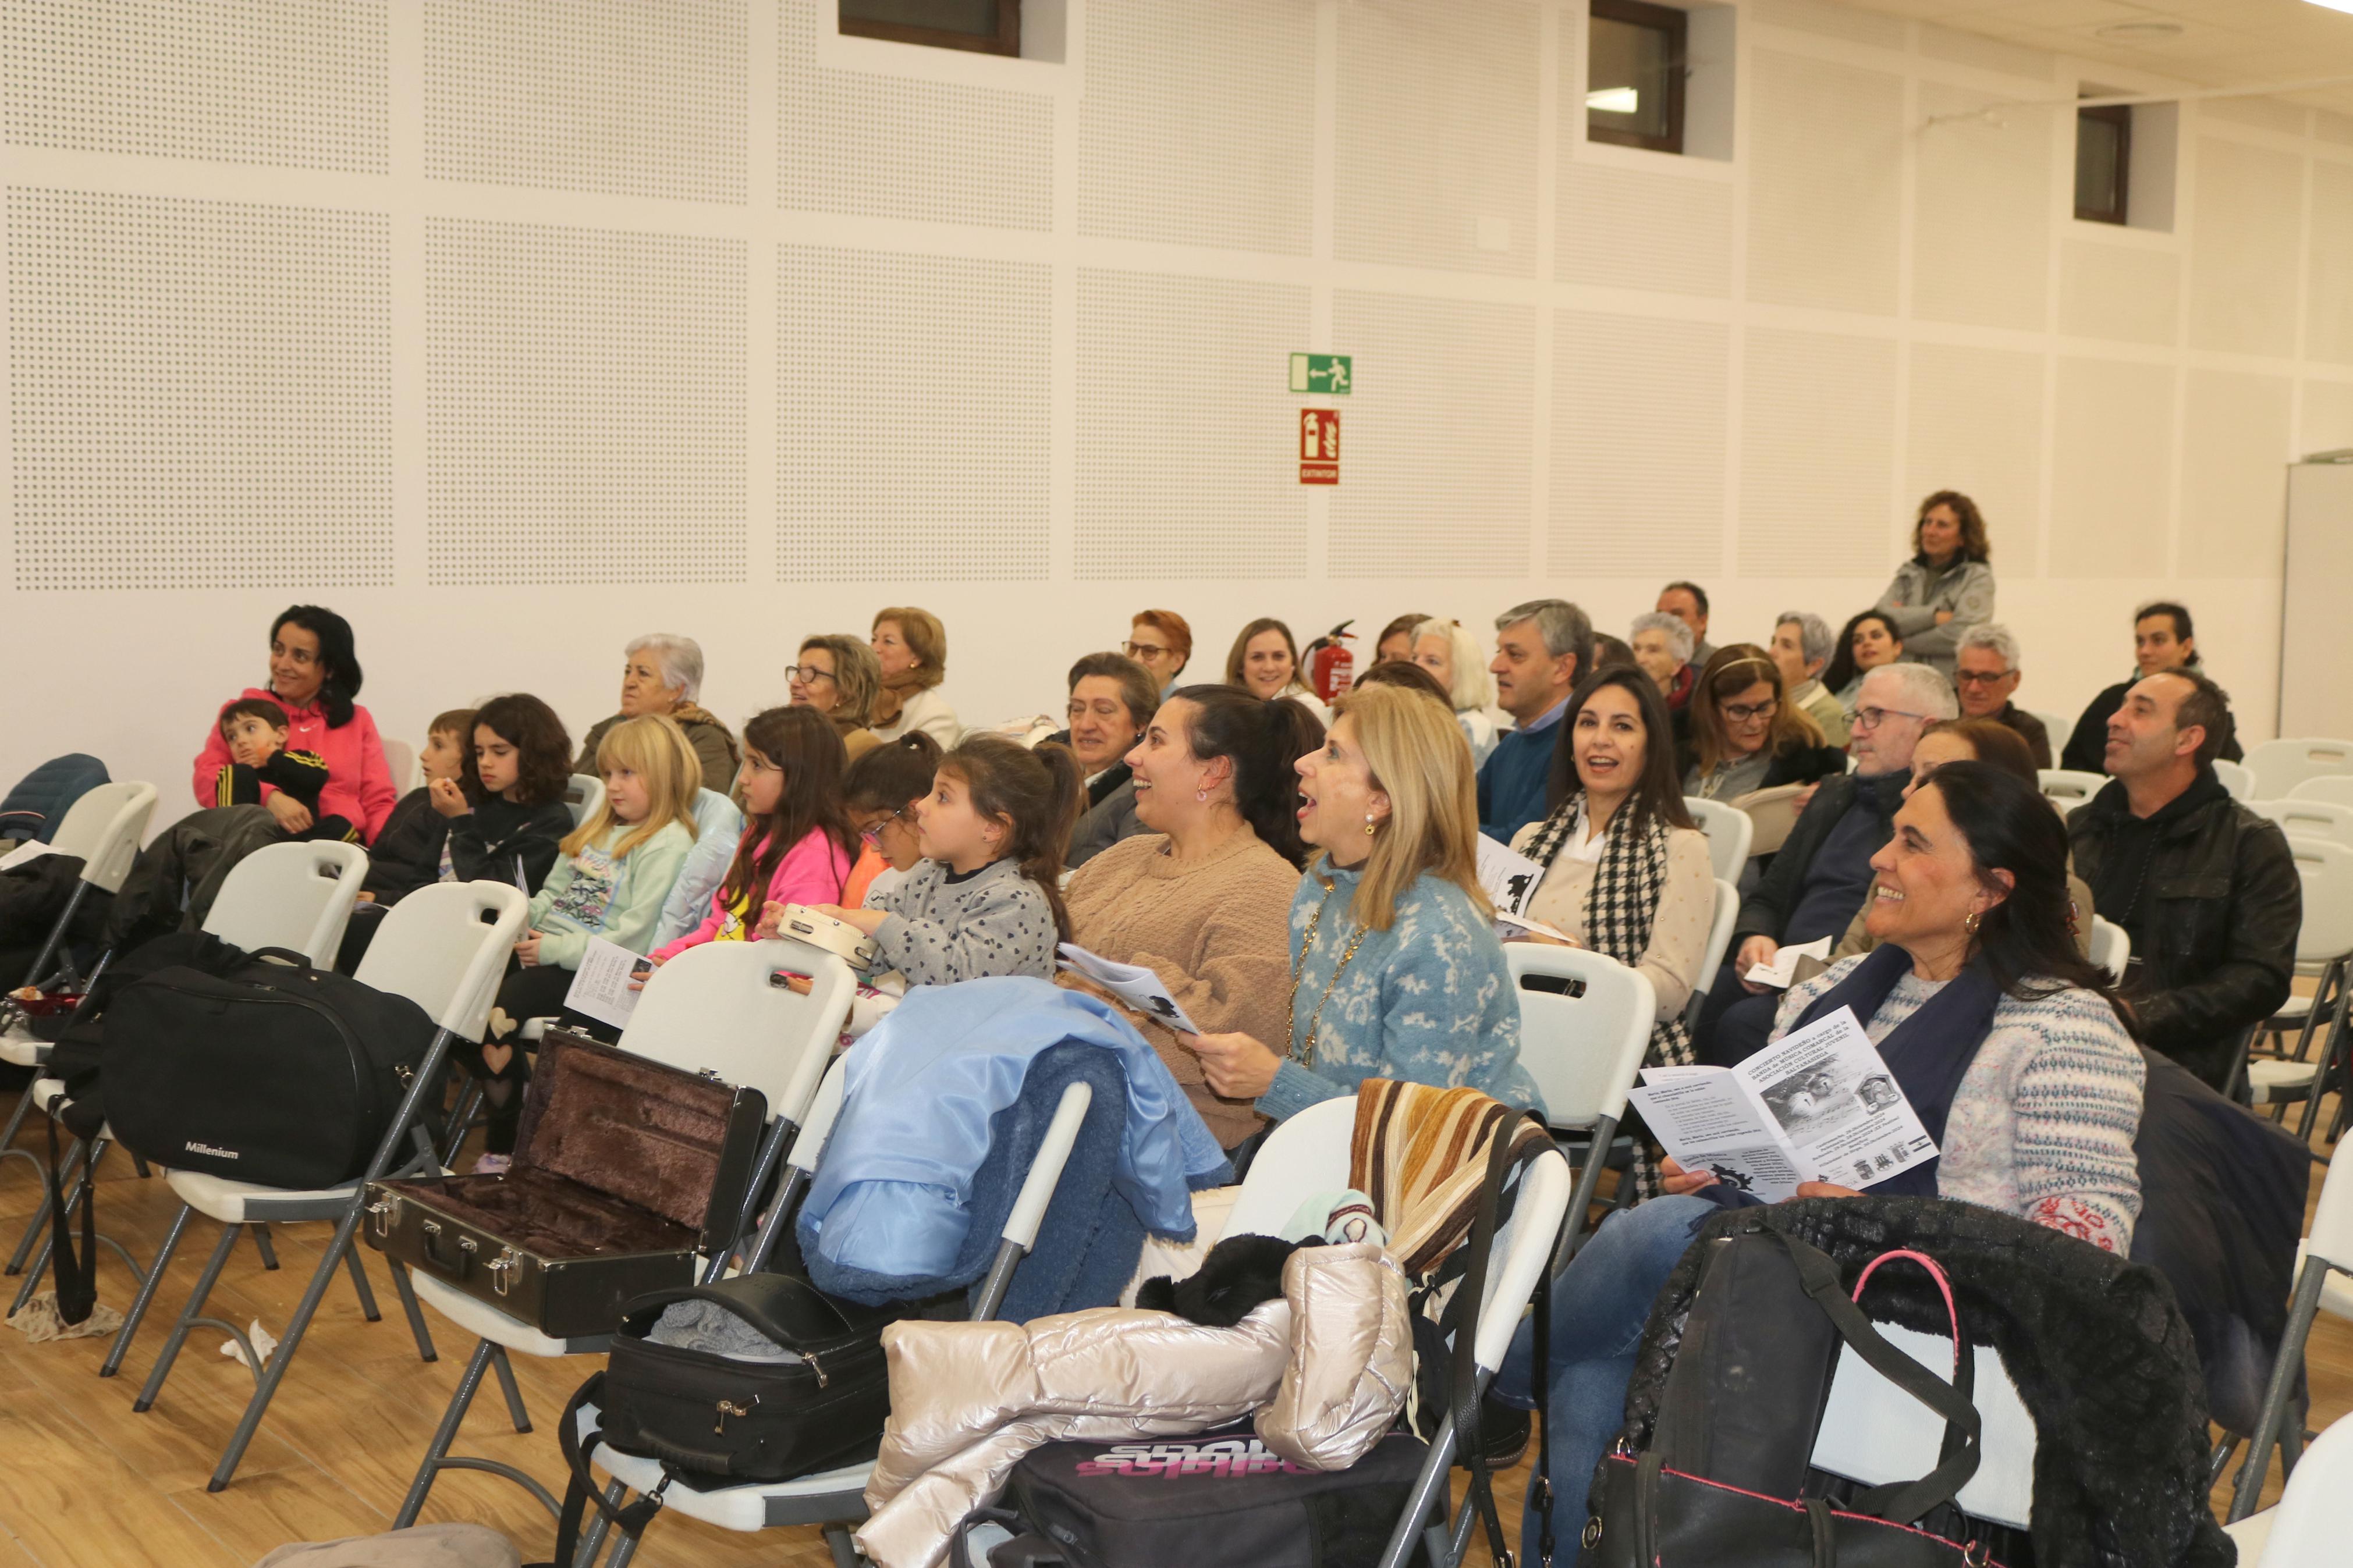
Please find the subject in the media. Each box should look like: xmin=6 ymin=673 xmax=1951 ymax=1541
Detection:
xmin=2075 ymin=105 xmax=2132 ymax=226
xmin=1588 ymin=0 xmax=1687 ymax=156
xmin=840 ymin=0 xmax=1020 ymax=58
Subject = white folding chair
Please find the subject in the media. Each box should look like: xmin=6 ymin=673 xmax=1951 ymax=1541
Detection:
xmin=2290 ymin=775 xmax=2353 ymax=810
xmin=1219 ymin=1095 xmax=1574 ymax=1568
xmin=2214 ymin=760 xmax=2256 ymax=801
xmin=392 ymin=936 xmax=856 ymax=1532
xmin=99 ymin=881 xmax=529 ymax=1492
xmin=2037 ymin=769 xmax=2106 ymax=815
xmin=384 ymin=738 xmax=421 ymax=796
xmin=565 ymin=774 xmax=606 ymax=829
xmin=572 ymin=1054 xmax=1098 ymax=1568
xmin=2031 ymin=710 xmax=2072 ymax=759
xmin=2088 ymin=918 xmax=2130 ymax=986
xmin=2229 ymin=1148 xmax=2353 ymax=1521
xmin=12 ymin=779 xmax=158 ymax=988
xmin=1506 ymin=945 xmax=1654 ymax=1253
xmin=2241 ymin=838 xmax=2353 ymax=1135
xmin=1683 ymin=796 xmax=1753 ymax=883
xmin=1683 ymin=877 xmax=1738 ymax=1027
xmin=1731 ymin=783 xmax=1804 ymax=859
xmin=2251 ymin=798 xmax=2353 ymax=851
xmin=2228 ymin=1413 xmax=2353 ymax=1566
xmin=201 ymin=838 xmax=370 ymax=968
xmin=2248 ymin=739 xmax=2353 ymax=803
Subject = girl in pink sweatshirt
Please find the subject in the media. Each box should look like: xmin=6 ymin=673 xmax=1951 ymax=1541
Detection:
xmin=650 ymin=706 xmax=857 ymax=963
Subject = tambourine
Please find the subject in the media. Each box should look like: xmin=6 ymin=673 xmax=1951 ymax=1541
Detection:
xmin=774 ymin=904 xmax=881 ymax=972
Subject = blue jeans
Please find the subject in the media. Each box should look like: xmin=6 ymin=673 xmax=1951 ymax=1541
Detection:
xmin=1493 ymin=1195 xmax=1714 ymax=1549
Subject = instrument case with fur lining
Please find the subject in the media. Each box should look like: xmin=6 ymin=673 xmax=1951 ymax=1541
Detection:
xmin=364 ymin=1030 xmax=766 ymax=1338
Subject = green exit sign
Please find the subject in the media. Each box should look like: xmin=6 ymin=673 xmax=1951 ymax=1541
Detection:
xmin=1289 ymin=353 xmax=1353 ymax=395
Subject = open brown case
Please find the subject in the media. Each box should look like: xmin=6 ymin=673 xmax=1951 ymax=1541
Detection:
xmin=364 ymin=1030 xmax=767 ymax=1339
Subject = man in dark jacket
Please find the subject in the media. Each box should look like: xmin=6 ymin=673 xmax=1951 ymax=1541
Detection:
xmin=2068 ymin=667 xmax=2298 ymax=1089
xmin=2058 ymin=601 xmax=2243 ymax=774
xmin=1695 ymin=664 xmax=1953 ymax=1062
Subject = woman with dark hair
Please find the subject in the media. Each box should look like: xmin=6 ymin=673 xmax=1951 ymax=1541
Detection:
xmin=189 ymin=604 xmax=397 ymax=842
xmin=1350 ymin=658 xmax=1453 ymax=707
xmin=1681 ymin=644 xmax=1847 ymax=799
xmin=1062 ymin=684 xmax=1318 ymax=1147
xmin=1062 ymin=651 xmax=1160 ymax=870
xmin=1822 ymin=608 xmax=1905 ymax=708
xmin=1497 ymin=760 xmax=2145 ymax=1541
xmin=1875 ymin=489 xmax=1996 ymax=678
xmin=1373 ymin=611 xmax=1431 ymax=665
xmin=1225 ymin=616 xmax=1330 ymax=724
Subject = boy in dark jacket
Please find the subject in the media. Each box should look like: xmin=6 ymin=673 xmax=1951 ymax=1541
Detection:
xmin=212 ymin=698 xmax=360 ymax=844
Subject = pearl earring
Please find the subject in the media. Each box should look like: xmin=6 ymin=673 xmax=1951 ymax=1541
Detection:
xmin=1364 ymin=814 xmax=1378 ymax=836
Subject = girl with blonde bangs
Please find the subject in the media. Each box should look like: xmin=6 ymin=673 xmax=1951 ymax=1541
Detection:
xmin=560 ymin=712 xmax=700 ymax=861
xmin=1177 ymin=683 xmax=1542 ymax=1124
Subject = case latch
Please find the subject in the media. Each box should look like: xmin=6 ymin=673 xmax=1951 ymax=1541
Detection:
xmin=365 ymin=1197 xmax=395 ymax=1238
xmin=488 ymin=1247 xmax=523 ymax=1296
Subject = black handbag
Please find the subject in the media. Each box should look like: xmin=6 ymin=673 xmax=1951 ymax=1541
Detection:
xmin=1581 ymin=1229 xmax=2002 ymax=1568
xmin=538 ymin=1271 xmax=899 ymax=1566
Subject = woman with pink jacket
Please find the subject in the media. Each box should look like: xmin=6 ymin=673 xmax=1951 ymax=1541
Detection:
xmin=189 ymin=605 xmax=398 ymax=844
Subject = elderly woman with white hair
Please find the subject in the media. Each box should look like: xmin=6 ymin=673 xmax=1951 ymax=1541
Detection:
xmin=1408 ymin=617 xmax=1507 ymax=765
xmin=1629 ymin=610 xmax=1697 ymax=716
xmin=574 ymin=632 xmax=741 ymax=794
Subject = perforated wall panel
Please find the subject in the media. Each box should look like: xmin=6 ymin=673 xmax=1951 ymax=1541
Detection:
xmin=778 ymin=1 xmax=1049 ymax=231
xmin=1326 ymin=290 xmax=1534 ymax=579
xmin=1905 ymin=343 xmax=2043 ymax=576
xmin=2306 ymin=160 xmax=2353 ymax=365
xmin=2303 ymin=381 xmax=2353 ymax=456
xmin=424 ymin=0 xmax=744 ymax=203
xmin=424 ymin=218 xmax=745 ymax=586
xmin=1746 ymin=50 xmax=1905 ymax=315
xmin=1738 ymin=328 xmax=1897 ymax=577
xmin=2049 ymin=357 xmax=2173 ymax=579
xmin=779 ymin=246 xmax=1048 ymax=583
xmin=1914 ymin=24 xmax=2050 ymax=83
xmin=1073 ymin=269 xmax=1308 ymax=581
xmin=8 ymin=187 xmax=390 ymax=592
xmin=2189 ymin=136 xmax=2302 ymax=357
xmin=1750 ymin=0 xmax=1905 ymax=51
xmin=1079 ymin=0 xmax=1314 ymax=255
xmin=1557 ymin=162 xmax=1734 ymax=297
xmin=1335 ymin=0 xmax=1538 ymax=277
xmin=1912 ymin=86 xmax=2048 ymax=333
xmin=2178 ymin=369 xmax=2292 ymax=579
xmin=2058 ymin=240 xmax=2178 ymax=346
xmin=1 ymin=0 xmax=386 ymax=173
xmin=1551 ymin=311 xmax=1727 ymax=577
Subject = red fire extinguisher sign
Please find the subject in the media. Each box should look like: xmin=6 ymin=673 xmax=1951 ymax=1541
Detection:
xmin=1299 ymin=409 xmax=1339 ymax=484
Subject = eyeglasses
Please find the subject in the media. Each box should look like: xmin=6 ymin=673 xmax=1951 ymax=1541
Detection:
xmin=857 ymin=805 xmax=910 ymax=847
xmin=1122 ymin=641 xmax=1170 ymax=660
xmin=787 ymin=664 xmax=836 ymax=685
xmin=1721 ymin=699 xmax=1779 ymax=723
xmin=1951 ymin=670 xmax=2014 ymax=687
xmin=1845 ymin=705 xmax=1929 ymax=732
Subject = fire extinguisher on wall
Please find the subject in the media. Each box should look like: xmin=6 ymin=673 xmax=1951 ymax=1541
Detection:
xmin=1302 ymin=620 xmax=1357 ymax=703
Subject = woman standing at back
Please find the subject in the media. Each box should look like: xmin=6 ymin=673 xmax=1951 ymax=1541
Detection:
xmin=1875 ymin=490 xmax=1995 ymax=678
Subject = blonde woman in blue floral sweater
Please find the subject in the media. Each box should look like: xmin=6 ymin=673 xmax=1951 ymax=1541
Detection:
xmin=1180 ymin=682 xmax=1543 ymax=1122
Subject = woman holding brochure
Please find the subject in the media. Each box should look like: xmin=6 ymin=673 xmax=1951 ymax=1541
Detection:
xmin=1495 ymin=760 xmax=2145 ymax=1544
xmin=1060 ymin=685 xmax=1314 ymax=1149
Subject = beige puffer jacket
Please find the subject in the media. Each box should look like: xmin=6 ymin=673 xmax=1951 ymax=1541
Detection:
xmin=855 ymin=1242 xmax=1410 ymax=1568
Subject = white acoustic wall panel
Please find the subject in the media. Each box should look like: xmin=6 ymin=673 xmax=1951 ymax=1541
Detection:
xmin=1557 ymin=162 xmax=1734 ymax=297
xmin=2189 ymin=137 xmax=2304 ymax=358
xmin=2204 ymin=97 xmax=2307 ymax=138
xmin=1746 ymin=50 xmax=1905 ymax=315
xmin=1079 ymin=0 xmax=1315 ymax=255
xmin=1 ymin=0 xmax=386 ymax=173
xmin=424 ymin=218 xmax=746 ymax=586
xmin=1552 ymin=311 xmax=1727 ymax=577
xmin=778 ymin=0 xmax=1050 ymax=231
xmin=779 ymin=246 xmax=1048 ymax=583
xmin=8 ymin=187 xmax=391 ymax=591
xmin=424 ymin=0 xmax=745 ymax=203
xmin=1073 ymin=269 xmax=1308 ymax=581
xmin=2319 ymin=111 xmax=2353 ymax=148
xmin=1750 ymin=0 xmax=1906 ymax=50
xmin=1738 ymin=328 xmax=1898 ymax=577
xmin=1905 ymin=343 xmax=2044 ymax=577
xmin=2307 ymin=159 xmax=2353 ymax=365
xmin=2178 ymin=369 xmax=2293 ymax=579
xmin=1327 ymin=290 xmax=1535 ymax=578
xmin=1335 ymin=0 xmax=1538 ymax=277
xmin=2304 ymin=381 xmax=2353 ymax=456
xmin=2050 ymin=357 xmax=2173 ymax=579
xmin=2058 ymin=241 xmax=2179 ymax=347
xmin=1912 ymin=86 xmax=2048 ymax=333
xmin=1915 ymin=24 xmax=2050 ymax=83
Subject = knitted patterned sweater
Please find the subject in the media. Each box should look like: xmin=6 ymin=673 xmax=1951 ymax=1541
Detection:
xmin=872 ymin=856 xmax=1058 ymax=986
xmin=1774 ymin=955 xmax=2146 ymax=1254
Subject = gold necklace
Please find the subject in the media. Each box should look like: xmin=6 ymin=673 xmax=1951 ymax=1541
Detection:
xmin=1287 ymin=886 xmax=1373 ymax=1070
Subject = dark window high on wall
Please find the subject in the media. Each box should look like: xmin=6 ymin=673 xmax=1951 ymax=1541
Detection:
xmin=1588 ymin=0 xmax=1687 ymax=155
xmin=2075 ymin=105 xmax=2132 ymax=225
xmin=840 ymin=0 xmax=1020 ymax=57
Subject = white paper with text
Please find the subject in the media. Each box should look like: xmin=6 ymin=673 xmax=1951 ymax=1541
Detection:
xmin=562 ymin=937 xmax=651 ymax=1031
xmin=1057 ymin=944 xmax=1204 ymax=1034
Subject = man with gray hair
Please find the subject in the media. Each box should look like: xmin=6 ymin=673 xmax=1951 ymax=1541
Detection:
xmin=1697 ymin=663 xmax=1957 ymax=1063
xmin=1953 ymin=623 xmax=2050 ymax=768
xmin=1770 ymin=611 xmax=1847 ymax=746
xmin=1478 ymin=598 xmax=1590 ymax=842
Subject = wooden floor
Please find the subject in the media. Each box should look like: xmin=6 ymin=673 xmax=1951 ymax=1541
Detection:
xmin=0 ymin=1093 xmax=2343 ymax=1568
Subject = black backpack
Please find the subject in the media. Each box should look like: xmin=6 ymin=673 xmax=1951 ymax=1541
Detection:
xmin=103 ymin=945 xmax=438 ymax=1189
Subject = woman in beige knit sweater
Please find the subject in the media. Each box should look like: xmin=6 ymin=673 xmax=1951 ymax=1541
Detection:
xmin=1062 ymin=685 xmax=1318 ymax=1149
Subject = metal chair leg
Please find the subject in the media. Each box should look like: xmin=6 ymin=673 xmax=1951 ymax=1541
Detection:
xmin=102 ymin=1203 xmax=193 ymax=1377
xmin=343 ymin=1244 xmax=382 ymax=1322
xmin=389 ymin=1259 xmax=437 ymax=1363
xmin=393 ymin=1338 xmax=498 ymax=1528
xmin=490 ymin=1344 xmax=530 ymax=1432
xmin=2230 ymin=1257 xmax=2330 ymax=1520
xmin=251 ymin=1223 xmax=279 ymax=1271
xmin=134 ymin=1222 xmax=243 ymax=1413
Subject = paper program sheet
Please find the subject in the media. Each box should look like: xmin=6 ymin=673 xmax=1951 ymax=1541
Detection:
xmin=563 ymin=937 xmax=652 ymax=1031
xmin=1057 ymin=944 xmax=1204 ymax=1034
